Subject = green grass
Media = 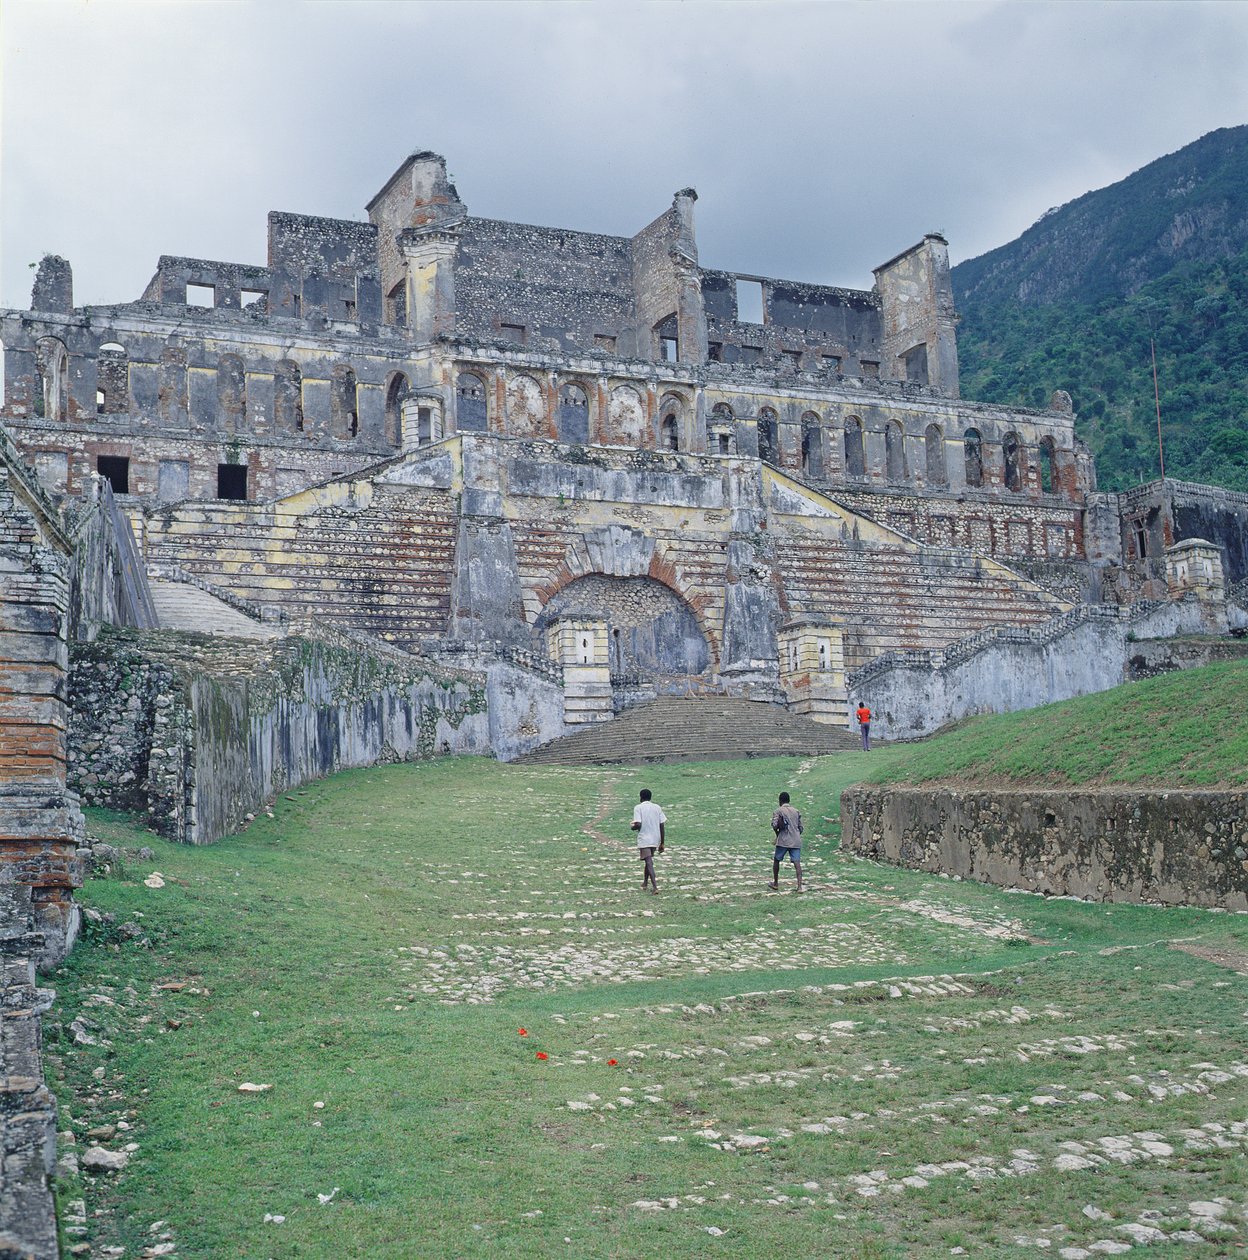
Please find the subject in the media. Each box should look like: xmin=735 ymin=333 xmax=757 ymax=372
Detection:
xmin=47 ymin=751 xmax=1248 ymax=1258
xmin=867 ymin=658 xmax=1248 ymax=788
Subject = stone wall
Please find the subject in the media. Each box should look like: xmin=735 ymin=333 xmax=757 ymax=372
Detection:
xmin=847 ymin=598 xmax=1217 ymax=740
xmin=841 ymin=783 xmax=1248 ymax=911
xmin=67 ymin=626 xmax=489 ymax=845
xmin=0 ymin=883 xmax=59 ymax=1260
xmin=1125 ymin=633 xmax=1248 ymax=680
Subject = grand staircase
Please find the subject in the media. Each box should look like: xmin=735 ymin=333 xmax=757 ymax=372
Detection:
xmin=515 ymin=696 xmax=860 ymax=765
xmin=147 ymin=579 xmax=284 ymax=640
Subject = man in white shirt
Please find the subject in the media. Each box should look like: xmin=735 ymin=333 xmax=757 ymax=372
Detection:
xmin=630 ymin=788 xmax=667 ymax=894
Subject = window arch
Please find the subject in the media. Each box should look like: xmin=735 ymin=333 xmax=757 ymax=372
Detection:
xmin=963 ymin=428 xmax=983 ymax=488
xmin=758 ymin=406 xmax=778 ymax=465
xmin=844 ymin=415 xmax=865 ymax=477
xmin=276 ymin=360 xmax=304 ymax=434
xmin=658 ymin=393 xmax=685 ymax=452
xmin=96 ymin=342 xmax=128 ymax=415
xmin=801 ymin=412 xmax=823 ymax=478
xmin=885 ymin=419 xmax=906 ymax=481
xmin=331 ymin=365 xmax=359 ymax=438
xmin=34 ymin=337 xmax=69 ymax=421
xmin=384 ymin=372 xmax=409 ymax=446
xmin=456 ymin=371 xmax=488 ymax=432
xmin=557 ymin=382 xmax=590 ymax=444
xmin=1040 ymin=436 xmax=1056 ymax=494
xmin=709 ymin=402 xmax=734 ymax=455
xmin=1003 ymin=431 xmax=1023 ymax=491
xmin=925 ymin=423 xmax=946 ymax=485
xmin=217 ymin=354 xmax=246 ymax=432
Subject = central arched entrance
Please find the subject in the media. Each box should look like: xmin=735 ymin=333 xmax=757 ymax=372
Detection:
xmin=538 ymin=574 xmax=711 ymax=703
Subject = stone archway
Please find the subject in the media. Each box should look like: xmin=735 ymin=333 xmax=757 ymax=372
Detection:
xmin=537 ymin=574 xmax=711 ymax=683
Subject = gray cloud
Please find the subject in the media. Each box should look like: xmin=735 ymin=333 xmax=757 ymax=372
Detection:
xmin=4 ymin=0 xmax=1247 ymax=308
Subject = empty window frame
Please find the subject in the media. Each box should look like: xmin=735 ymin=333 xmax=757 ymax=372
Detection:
xmin=241 ymin=288 xmax=267 ymax=310
xmin=738 ymin=345 xmax=763 ymax=366
xmin=385 ymin=372 xmax=410 ymax=447
xmin=500 ymin=323 xmax=527 ymax=346
xmin=456 ymin=371 xmax=488 ymax=432
xmin=844 ymin=416 xmax=865 ymax=477
xmin=963 ymin=428 xmax=984 ymax=488
xmin=925 ymin=423 xmax=946 ymax=484
xmin=1003 ymin=431 xmax=1024 ymax=491
xmin=859 ymin=359 xmax=880 ymax=378
xmin=96 ymin=342 xmax=129 ymax=415
xmin=343 ymin=299 xmax=357 ymax=321
xmin=1040 ymin=436 xmax=1056 ymax=493
xmin=217 ymin=463 xmax=248 ymax=500
xmin=822 ymin=354 xmax=843 ymax=374
xmin=217 ymin=355 xmax=246 ymax=430
xmin=801 ymin=414 xmax=824 ymax=479
xmin=96 ymin=455 xmax=130 ymax=495
xmin=186 ymin=283 xmax=215 ymax=308
xmin=654 ymin=313 xmax=679 ymax=363
xmin=782 ymin=349 xmax=803 ymax=372
xmin=387 ymin=282 xmax=406 ymax=327
xmin=707 ymin=342 xmax=723 ymax=362
xmin=557 ymin=382 xmax=590 ymax=445
xmin=758 ymin=407 xmax=778 ymax=465
xmin=735 ymin=278 xmax=764 ymax=324
xmin=593 ymin=334 xmax=617 ymax=353
xmin=275 ymin=360 xmax=304 ymax=433
xmin=331 ymin=365 xmax=359 ymax=438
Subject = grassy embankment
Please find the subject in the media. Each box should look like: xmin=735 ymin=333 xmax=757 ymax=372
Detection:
xmin=46 ymin=666 xmax=1248 ymax=1258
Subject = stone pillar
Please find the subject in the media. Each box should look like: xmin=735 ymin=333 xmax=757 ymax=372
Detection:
xmin=778 ymin=618 xmax=848 ymax=726
xmin=547 ymin=617 xmax=612 ymax=724
xmin=1166 ymin=538 xmax=1228 ymax=633
xmin=0 ymin=448 xmax=84 ymax=968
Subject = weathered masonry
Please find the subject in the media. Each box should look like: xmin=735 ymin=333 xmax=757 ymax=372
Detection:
xmin=3 ymin=148 xmax=1247 ymax=735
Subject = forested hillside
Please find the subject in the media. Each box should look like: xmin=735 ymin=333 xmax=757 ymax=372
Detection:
xmin=953 ymin=126 xmax=1248 ymax=493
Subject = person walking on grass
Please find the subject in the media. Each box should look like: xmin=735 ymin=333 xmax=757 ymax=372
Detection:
xmin=855 ymin=700 xmax=872 ymax=751
xmin=631 ymin=788 xmax=666 ymax=894
xmin=770 ymin=791 xmax=804 ymax=892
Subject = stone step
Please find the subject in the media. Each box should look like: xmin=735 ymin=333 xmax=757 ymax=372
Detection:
xmin=147 ymin=580 xmax=284 ymax=640
xmin=516 ymin=696 xmax=861 ymax=765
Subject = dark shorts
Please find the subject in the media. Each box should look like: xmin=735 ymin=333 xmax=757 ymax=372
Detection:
xmin=774 ymin=845 xmax=801 ymax=863
xmin=639 ymin=847 xmax=657 ymax=860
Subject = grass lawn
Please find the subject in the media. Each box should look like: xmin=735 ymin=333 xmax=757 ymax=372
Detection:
xmin=48 ymin=749 xmax=1248 ymax=1258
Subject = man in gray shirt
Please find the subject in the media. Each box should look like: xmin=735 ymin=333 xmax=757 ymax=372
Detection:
xmin=769 ymin=791 xmax=804 ymax=892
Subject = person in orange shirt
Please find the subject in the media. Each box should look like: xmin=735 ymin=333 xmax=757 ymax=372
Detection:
xmin=855 ymin=701 xmax=872 ymax=751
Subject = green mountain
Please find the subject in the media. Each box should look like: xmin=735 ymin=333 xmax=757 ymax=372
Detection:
xmin=952 ymin=126 xmax=1248 ymax=492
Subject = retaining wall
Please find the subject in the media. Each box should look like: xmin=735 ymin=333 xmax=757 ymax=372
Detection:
xmin=841 ymin=783 xmax=1248 ymax=911
xmin=69 ymin=628 xmax=489 ymax=844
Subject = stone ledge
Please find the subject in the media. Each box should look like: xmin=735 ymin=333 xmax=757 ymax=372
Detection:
xmin=841 ymin=783 xmax=1248 ymax=911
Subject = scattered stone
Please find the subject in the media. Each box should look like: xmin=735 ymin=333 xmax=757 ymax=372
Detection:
xmin=237 ymin=1082 xmax=272 ymax=1093
xmin=83 ymin=1145 xmax=129 ymax=1172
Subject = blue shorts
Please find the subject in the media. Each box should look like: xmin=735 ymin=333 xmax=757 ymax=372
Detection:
xmin=774 ymin=845 xmax=801 ymax=863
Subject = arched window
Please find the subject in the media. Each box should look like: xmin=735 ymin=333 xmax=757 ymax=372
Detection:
xmin=606 ymin=384 xmax=646 ymax=445
xmin=844 ymin=416 xmax=865 ymax=477
xmin=557 ymin=382 xmax=590 ymax=444
xmin=963 ymin=428 xmax=983 ymax=488
xmin=34 ymin=337 xmax=69 ymax=421
xmin=1003 ymin=431 xmax=1023 ymax=491
xmin=925 ymin=423 xmax=946 ymax=485
xmin=758 ymin=407 xmax=778 ymax=465
xmin=801 ymin=413 xmax=823 ymax=478
xmin=332 ymin=365 xmax=359 ymax=438
xmin=1040 ymin=436 xmax=1056 ymax=494
xmin=885 ymin=420 xmax=906 ymax=481
xmin=709 ymin=403 xmax=734 ymax=456
xmin=654 ymin=313 xmax=679 ymax=362
xmin=217 ymin=354 xmax=246 ymax=432
xmin=96 ymin=342 xmax=128 ymax=415
xmin=276 ymin=360 xmax=304 ymax=434
xmin=456 ymin=372 xmax=487 ymax=432
xmin=658 ymin=394 xmax=684 ymax=452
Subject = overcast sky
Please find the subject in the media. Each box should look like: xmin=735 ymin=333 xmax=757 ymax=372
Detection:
xmin=3 ymin=0 xmax=1247 ymax=310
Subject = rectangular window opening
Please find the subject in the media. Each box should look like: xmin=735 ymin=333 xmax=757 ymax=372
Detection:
xmin=823 ymin=354 xmax=842 ymax=373
xmin=782 ymin=349 xmax=803 ymax=372
xmin=217 ymin=463 xmax=248 ymax=501
xmin=240 ymin=288 xmax=267 ymax=310
xmin=707 ymin=342 xmax=723 ymax=362
xmin=97 ymin=455 xmax=130 ymax=495
xmin=660 ymin=336 xmax=679 ymax=363
xmin=738 ymin=345 xmax=762 ymax=366
xmin=186 ymin=283 xmax=215 ymax=308
xmin=860 ymin=359 xmax=880 ymax=378
xmin=593 ymin=333 xmax=617 ymax=353
xmin=500 ymin=323 xmax=527 ymax=345
xmin=343 ymin=299 xmax=357 ymax=320
xmin=292 ymin=294 xmax=302 ymax=318
xmin=735 ymin=278 xmax=764 ymax=324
